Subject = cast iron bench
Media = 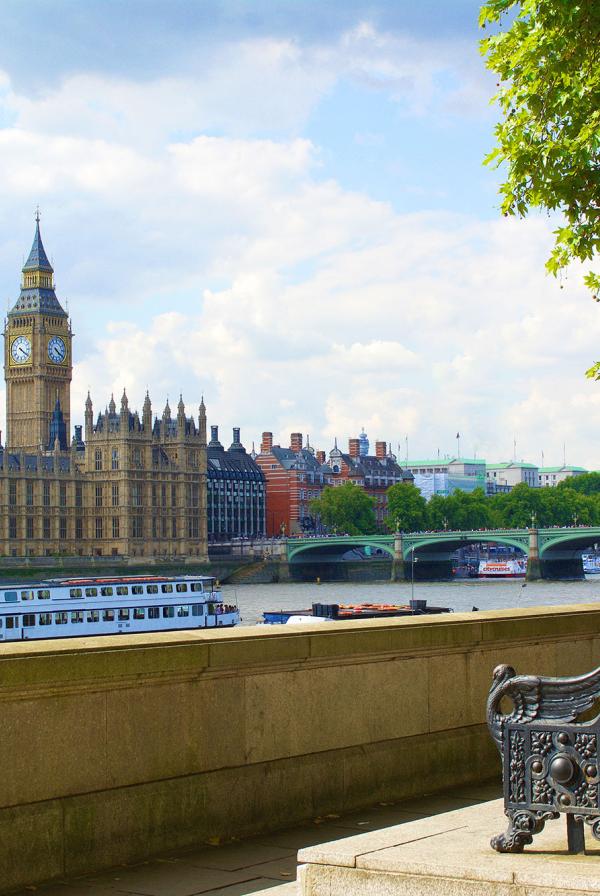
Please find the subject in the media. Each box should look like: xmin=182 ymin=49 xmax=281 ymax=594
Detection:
xmin=487 ymin=663 xmax=600 ymax=853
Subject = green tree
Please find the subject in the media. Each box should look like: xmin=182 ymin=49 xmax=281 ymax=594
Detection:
xmin=480 ymin=0 xmax=600 ymax=376
xmin=425 ymin=488 xmax=493 ymax=530
xmin=309 ymin=482 xmax=376 ymax=535
xmin=385 ymin=482 xmax=427 ymax=532
xmin=557 ymin=471 xmax=600 ymax=495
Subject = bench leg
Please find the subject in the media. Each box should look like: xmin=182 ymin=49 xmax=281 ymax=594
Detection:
xmin=491 ymin=808 xmax=559 ymax=853
xmin=567 ymin=815 xmax=585 ymax=853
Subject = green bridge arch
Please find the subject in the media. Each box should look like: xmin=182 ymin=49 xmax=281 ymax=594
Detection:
xmin=285 ymin=527 xmax=600 ymax=563
xmin=287 ymin=535 xmax=395 ymax=562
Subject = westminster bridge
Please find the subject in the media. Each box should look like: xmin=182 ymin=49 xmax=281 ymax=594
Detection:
xmin=272 ymin=526 xmax=600 ymax=580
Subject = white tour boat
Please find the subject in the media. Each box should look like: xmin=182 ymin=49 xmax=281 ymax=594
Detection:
xmin=0 ymin=574 xmax=239 ymax=641
xmin=477 ymin=558 xmax=526 ymax=579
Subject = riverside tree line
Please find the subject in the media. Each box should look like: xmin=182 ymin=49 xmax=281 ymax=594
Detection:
xmin=309 ymin=474 xmax=600 ymax=536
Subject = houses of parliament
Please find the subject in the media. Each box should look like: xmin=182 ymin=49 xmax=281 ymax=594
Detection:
xmin=0 ymin=217 xmax=210 ymax=560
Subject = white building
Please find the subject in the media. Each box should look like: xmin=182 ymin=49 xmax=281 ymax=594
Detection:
xmin=486 ymin=462 xmax=539 ymax=490
xmin=538 ymin=465 xmax=587 ymax=487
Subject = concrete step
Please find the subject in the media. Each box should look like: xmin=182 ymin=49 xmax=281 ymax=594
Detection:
xmin=297 ymin=799 xmax=598 ymax=895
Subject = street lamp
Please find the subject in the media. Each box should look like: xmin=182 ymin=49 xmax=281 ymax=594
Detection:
xmin=410 ymin=546 xmax=418 ymax=604
xmin=443 ymin=517 xmax=448 ymax=531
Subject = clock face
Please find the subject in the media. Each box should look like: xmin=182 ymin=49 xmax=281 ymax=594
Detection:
xmin=48 ymin=335 xmax=67 ymax=364
xmin=11 ymin=335 xmax=31 ymax=364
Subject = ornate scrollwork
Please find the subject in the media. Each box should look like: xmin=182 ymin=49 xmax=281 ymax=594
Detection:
xmin=531 ymin=731 xmax=553 ymax=756
xmin=487 ymin=663 xmax=600 ymax=853
xmin=573 ymin=781 xmax=599 ymax=809
xmin=509 ymin=731 xmax=526 ymax=803
xmin=491 ymin=809 xmax=558 ymax=853
xmin=532 ymin=778 xmax=553 ymax=804
xmin=575 ymin=733 xmax=597 ymax=759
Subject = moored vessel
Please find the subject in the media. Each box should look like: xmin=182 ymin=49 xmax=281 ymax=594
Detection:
xmin=477 ymin=558 xmax=526 ymax=578
xmin=263 ymin=599 xmax=452 ymax=624
xmin=0 ymin=574 xmax=239 ymax=641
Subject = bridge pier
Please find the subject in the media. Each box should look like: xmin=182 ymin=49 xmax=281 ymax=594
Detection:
xmin=526 ymin=527 xmax=542 ymax=581
xmin=391 ymin=533 xmax=406 ymax=581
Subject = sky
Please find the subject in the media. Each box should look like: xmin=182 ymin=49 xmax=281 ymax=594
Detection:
xmin=0 ymin=0 xmax=598 ymax=468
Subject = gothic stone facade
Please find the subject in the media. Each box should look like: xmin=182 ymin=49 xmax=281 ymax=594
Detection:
xmin=0 ymin=219 xmax=208 ymax=561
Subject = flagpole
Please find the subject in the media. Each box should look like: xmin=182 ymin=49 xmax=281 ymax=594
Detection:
xmin=456 ymin=432 xmax=460 ymax=459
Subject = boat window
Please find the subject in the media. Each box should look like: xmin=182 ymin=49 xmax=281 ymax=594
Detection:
xmin=162 ymin=606 xmax=175 ymax=618
xmin=37 ymin=589 xmax=50 ymax=599
xmin=87 ymin=610 xmax=99 ymax=623
xmin=132 ymin=586 xmax=143 ymax=595
xmin=5 ymin=616 xmax=16 ymax=629
xmin=118 ymin=608 xmax=130 ymax=621
xmin=190 ymin=582 xmax=203 ymax=592
xmin=176 ymin=583 xmax=188 ymax=593
xmin=39 ymin=613 xmax=52 ymax=626
xmin=0 ymin=618 xmax=3 ymax=627
xmin=55 ymin=612 xmax=68 ymax=625
xmin=69 ymin=588 xmax=83 ymax=598
xmin=147 ymin=585 xmax=158 ymax=594
xmin=4 ymin=591 xmax=17 ymax=602
xmin=102 ymin=609 xmax=115 ymax=622
xmin=101 ymin=587 xmax=113 ymax=597
xmin=22 ymin=614 xmax=35 ymax=627
xmin=177 ymin=605 xmax=189 ymax=617
xmin=207 ymin=603 xmax=215 ymax=615
xmin=133 ymin=608 xmax=145 ymax=620
xmin=161 ymin=584 xmax=173 ymax=593
xmin=148 ymin=607 xmax=159 ymax=619
xmin=116 ymin=586 xmax=128 ymax=596
xmin=71 ymin=611 xmax=84 ymax=624
xmin=85 ymin=587 xmax=98 ymax=597
xmin=21 ymin=590 xmax=34 ymax=601
xmin=192 ymin=604 xmax=203 ymax=616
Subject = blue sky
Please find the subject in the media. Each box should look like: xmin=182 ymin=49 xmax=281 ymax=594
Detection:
xmin=0 ymin=1 xmax=598 ymax=467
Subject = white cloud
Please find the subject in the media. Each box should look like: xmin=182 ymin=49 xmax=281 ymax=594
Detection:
xmin=0 ymin=25 xmax=597 ymax=472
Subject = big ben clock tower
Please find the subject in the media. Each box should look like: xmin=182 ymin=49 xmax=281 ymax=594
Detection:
xmin=4 ymin=213 xmax=72 ymax=452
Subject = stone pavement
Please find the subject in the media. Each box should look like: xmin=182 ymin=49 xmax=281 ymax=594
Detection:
xmin=9 ymin=781 xmax=500 ymax=896
xmin=299 ymin=796 xmax=600 ymax=895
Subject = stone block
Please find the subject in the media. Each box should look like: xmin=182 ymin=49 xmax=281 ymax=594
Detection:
xmin=427 ymin=652 xmax=469 ymax=732
xmin=0 ymin=800 xmax=64 ymax=892
xmin=244 ymin=657 xmax=429 ymax=763
xmin=0 ymin=690 xmax=108 ymax=806
xmin=105 ymin=674 xmax=246 ymax=786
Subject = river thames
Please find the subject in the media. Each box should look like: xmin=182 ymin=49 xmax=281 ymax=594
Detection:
xmin=223 ymin=577 xmax=600 ymax=626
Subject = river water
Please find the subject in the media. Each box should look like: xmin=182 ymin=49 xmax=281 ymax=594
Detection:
xmin=222 ymin=577 xmax=600 ymax=626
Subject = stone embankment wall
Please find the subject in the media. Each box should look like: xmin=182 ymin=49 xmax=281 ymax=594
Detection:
xmin=1 ymin=604 xmax=599 ymax=891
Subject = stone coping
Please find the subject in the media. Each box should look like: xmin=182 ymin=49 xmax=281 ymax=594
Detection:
xmin=1 ymin=602 xmax=599 ymax=689
xmin=298 ymin=798 xmax=600 ymax=894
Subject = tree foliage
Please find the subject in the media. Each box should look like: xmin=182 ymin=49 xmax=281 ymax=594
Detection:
xmin=557 ymin=471 xmax=600 ymax=495
xmin=309 ymin=482 xmax=376 ymax=535
xmin=385 ymin=482 xmax=428 ymax=532
xmin=480 ymin=0 xmax=600 ymax=374
xmin=405 ymin=482 xmax=600 ymax=531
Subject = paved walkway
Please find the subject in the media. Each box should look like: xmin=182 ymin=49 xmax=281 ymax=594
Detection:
xmin=13 ymin=781 xmax=500 ymax=896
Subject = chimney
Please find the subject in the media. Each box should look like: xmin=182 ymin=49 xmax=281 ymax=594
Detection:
xmin=261 ymin=431 xmax=273 ymax=453
xmin=290 ymin=432 xmax=303 ymax=452
xmin=348 ymin=438 xmax=360 ymax=458
xmin=316 ymin=450 xmax=326 ymax=464
xmin=375 ymin=440 xmax=386 ymax=459
xmin=211 ymin=425 xmax=218 ymax=442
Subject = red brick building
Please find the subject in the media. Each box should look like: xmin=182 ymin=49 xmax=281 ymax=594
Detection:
xmin=255 ymin=432 xmax=413 ymax=535
xmin=326 ymin=440 xmax=412 ymax=529
xmin=254 ymin=432 xmax=329 ymax=536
